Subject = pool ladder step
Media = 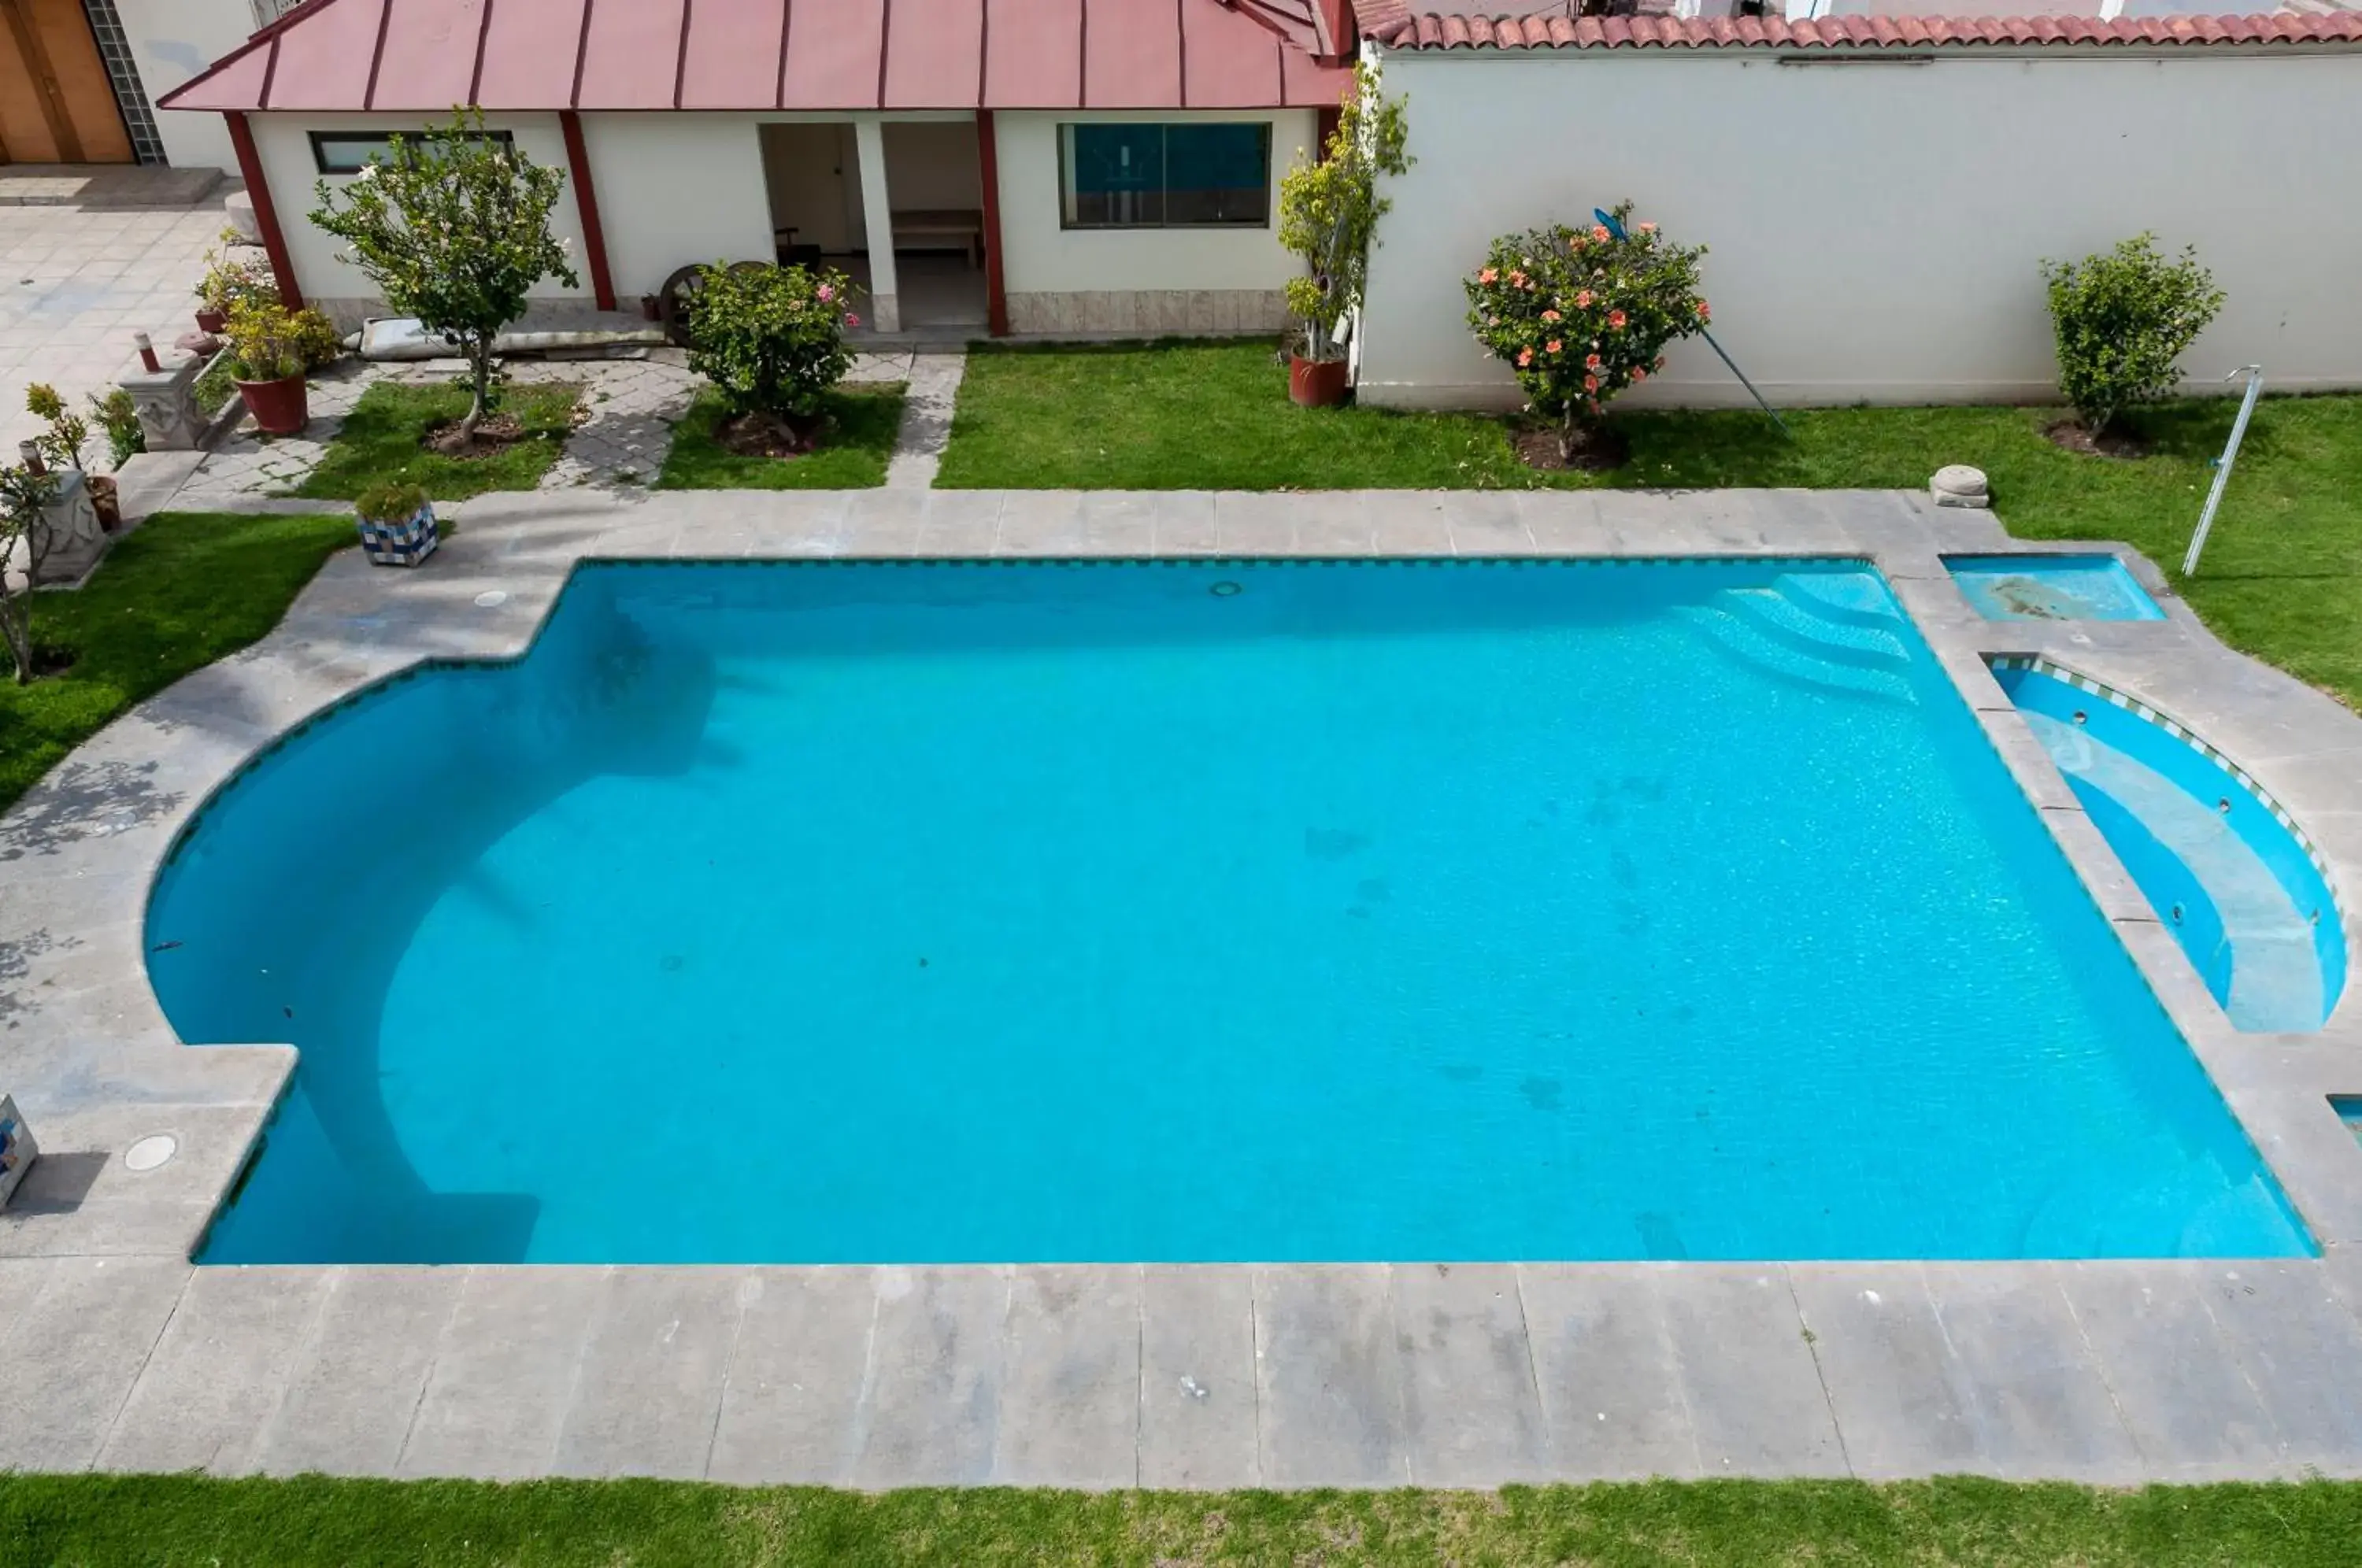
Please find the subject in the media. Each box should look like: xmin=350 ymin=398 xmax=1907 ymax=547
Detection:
xmin=1724 ymin=587 xmax=1915 ymax=670
xmin=1771 ymin=571 xmax=1912 ymax=631
xmin=1675 ymin=605 xmax=1917 ymax=706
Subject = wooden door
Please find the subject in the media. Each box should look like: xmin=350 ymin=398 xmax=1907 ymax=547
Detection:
xmin=0 ymin=0 xmax=134 ymax=165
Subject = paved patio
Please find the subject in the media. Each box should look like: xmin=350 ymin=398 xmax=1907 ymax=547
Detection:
xmin=0 ymin=175 xmax=231 ymax=463
xmin=4 ymin=487 xmax=2361 ymax=1486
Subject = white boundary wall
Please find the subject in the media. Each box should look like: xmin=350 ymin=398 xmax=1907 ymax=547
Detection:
xmin=1356 ymin=46 xmax=2362 ymax=410
xmin=123 ymin=0 xmax=257 ymax=172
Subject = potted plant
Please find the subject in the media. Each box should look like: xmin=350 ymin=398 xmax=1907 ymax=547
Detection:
xmin=1277 ymin=64 xmax=1411 ymax=409
xmin=224 ymin=300 xmax=313 ymax=435
xmin=354 ymin=479 xmax=438 ymax=566
xmin=194 ymin=242 xmax=277 ymax=335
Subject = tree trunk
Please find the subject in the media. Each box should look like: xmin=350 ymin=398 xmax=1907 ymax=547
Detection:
xmin=1 ymin=594 xmax=31 ymax=686
xmin=460 ymin=342 xmax=494 ymax=441
xmin=1560 ymin=405 xmax=1581 ymax=467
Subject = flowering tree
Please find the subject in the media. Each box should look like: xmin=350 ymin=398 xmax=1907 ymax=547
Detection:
xmin=309 ymin=109 xmax=579 ymax=442
xmin=683 ymin=262 xmax=861 ymax=449
xmin=0 ymin=460 xmax=61 ymax=684
xmin=1278 ymin=63 xmax=1411 ymax=364
xmin=1464 ymin=203 xmax=1709 ymax=464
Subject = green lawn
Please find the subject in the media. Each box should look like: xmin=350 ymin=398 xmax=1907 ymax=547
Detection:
xmin=292 ymin=379 xmax=583 ymax=501
xmin=937 ymin=341 xmax=2362 ymax=708
xmin=0 ymin=510 xmax=353 ymax=815
xmin=656 ymin=384 xmax=907 ymax=490
xmin=6 ymin=1474 xmax=2362 ymax=1566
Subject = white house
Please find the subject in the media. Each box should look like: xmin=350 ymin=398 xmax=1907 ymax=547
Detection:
xmin=157 ymin=0 xmax=1355 ymax=338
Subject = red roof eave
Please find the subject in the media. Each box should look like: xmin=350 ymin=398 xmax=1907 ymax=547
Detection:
xmin=1371 ymin=11 xmax=2362 ymax=52
xmin=157 ymin=0 xmax=1353 ymax=115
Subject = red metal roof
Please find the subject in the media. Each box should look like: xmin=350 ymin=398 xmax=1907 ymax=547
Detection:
xmin=1372 ymin=9 xmax=2362 ymax=50
xmin=159 ymin=0 xmax=1349 ymax=113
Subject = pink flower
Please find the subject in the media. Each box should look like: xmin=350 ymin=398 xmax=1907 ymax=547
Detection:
xmin=1584 ymin=353 xmax=1601 ymax=370
xmin=816 ymin=283 xmax=835 ymax=301
xmin=1696 ymin=300 xmax=1711 ymax=321
xmin=1591 ymin=224 xmax=1611 ymax=242
xmin=1517 ymin=347 xmax=1533 ymax=367
xmin=845 ymin=312 xmax=861 ymax=327
xmin=1541 ymin=309 xmax=1560 ymax=323
xmin=1507 ymin=269 xmax=1527 ymax=287
xmin=1583 ymin=374 xmax=1599 ymax=392
xmin=1487 ymin=314 xmax=1499 ymax=326
xmin=1637 ymin=220 xmax=1657 ymax=235
xmin=1631 ymin=367 xmax=1646 ymax=383
xmin=1546 ymin=339 xmax=1562 ymax=353
xmin=1478 ymin=267 xmax=1498 ymax=284
xmin=1575 ymin=290 xmax=1593 ymax=309
xmin=1608 ymin=309 xmax=1627 ymax=330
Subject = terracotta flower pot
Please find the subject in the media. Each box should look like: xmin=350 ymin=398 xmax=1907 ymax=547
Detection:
xmin=87 ymin=474 xmax=120 ymax=533
xmin=236 ymin=372 xmax=309 ymax=436
xmin=1288 ymin=354 xmax=1350 ymax=409
xmin=195 ymin=307 xmax=228 ymax=335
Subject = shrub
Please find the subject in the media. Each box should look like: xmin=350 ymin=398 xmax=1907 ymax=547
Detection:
xmin=355 ymin=479 xmax=428 ymax=524
xmin=1278 ymin=63 xmax=1411 ymax=364
xmin=88 ymin=389 xmax=143 ymax=468
xmin=1464 ymin=203 xmax=1709 ymax=464
xmin=224 ymin=301 xmax=313 ymax=382
xmin=309 ymin=109 xmax=579 ymax=442
xmin=683 ymin=262 xmax=861 ymax=442
xmin=2040 ymin=235 xmax=2224 ymax=436
xmin=24 ymin=383 xmax=89 ymax=472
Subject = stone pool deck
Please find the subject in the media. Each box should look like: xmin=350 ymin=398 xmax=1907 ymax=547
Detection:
xmin=3 ymin=486 xmax=2361 ymax=1486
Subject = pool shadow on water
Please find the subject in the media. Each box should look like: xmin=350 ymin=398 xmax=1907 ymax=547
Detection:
xmin=156 ymin=586 xmax=720 ymax=1264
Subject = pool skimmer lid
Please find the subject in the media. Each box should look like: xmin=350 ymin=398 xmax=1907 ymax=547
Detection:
xmin=475 ymin=590 xmax=509 ymax=608
xmin=124 ymin=1134 xmax=176 ymax=1172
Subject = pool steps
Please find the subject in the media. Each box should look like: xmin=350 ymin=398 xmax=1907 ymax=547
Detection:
xmin=1675 ymin=573 xmax=1917 ymax=705
xmin=2023 ymin=708 xmax=2327 ymax=1033
xmin=2020 ymin=1146 xmax=2297 ymax=1258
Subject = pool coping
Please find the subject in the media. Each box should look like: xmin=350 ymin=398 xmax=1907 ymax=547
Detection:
xmin=6 ymin=485 xmax=2362 ymax=1486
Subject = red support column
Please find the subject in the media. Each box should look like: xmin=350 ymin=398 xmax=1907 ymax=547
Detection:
xmin=224 ymin=112 xmax=303 ymax=310
xmin=559 ymin=110 xmax=616 ymax=312
xmin=977 ymin=109 xmax=1009 ymax=338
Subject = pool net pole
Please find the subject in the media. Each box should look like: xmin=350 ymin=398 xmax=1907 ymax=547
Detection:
xmin=2183 ymin=365 xmax=2264 ymax=578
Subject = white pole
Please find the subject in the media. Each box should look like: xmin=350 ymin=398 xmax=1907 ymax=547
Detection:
xmin=2183 ymin=365 xmax=2264 ymax=578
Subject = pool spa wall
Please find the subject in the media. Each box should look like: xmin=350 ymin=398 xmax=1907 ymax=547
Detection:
xmin=1994 ymin=656 xmax=2347 ymax=1033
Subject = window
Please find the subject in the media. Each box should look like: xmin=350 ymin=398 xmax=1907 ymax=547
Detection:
xmin=309 ymin=129 xmax=514 ymax=176
xmin=1059 ymin=123 xmax=1271 ymax=229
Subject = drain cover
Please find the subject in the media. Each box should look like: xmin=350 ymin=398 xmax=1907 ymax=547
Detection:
xmin=124 ymin=1134 xmax=177 ymax=1172
xmin=475 ymin=590 xmax=509 ymax=608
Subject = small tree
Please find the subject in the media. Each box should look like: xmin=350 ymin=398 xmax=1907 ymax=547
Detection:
xmin=0 ymin=460 xmax=61 ymax=685
xmin=309 ymin=109 xmax=579 ymax=442
xmin=1279 ymin=64 xmax=1411 ymax=364
xmin=683 ymin=262 xmax=861 ymax=449
xmin=24 ymin=383 xmax=90 ymax=472
xmin=1464 ymin=204 xmax=1709 ymax=464
xmin=2040 ymin=235 xmax=2223 ymax=437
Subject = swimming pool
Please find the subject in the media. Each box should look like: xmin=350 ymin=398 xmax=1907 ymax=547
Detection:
xmin=151 ymin=558 xmax=2308 ymax=1264
xmin=1946 ymin=554 xmax=2168 ymax=622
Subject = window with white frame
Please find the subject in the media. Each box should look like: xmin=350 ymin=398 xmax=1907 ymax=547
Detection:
xmin=1057 ymin=123 xmax=1272 ymax=230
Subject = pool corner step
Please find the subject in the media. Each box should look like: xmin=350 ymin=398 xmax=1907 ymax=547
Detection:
xmin=1723 ymin=586 xmax=1914 ymax=670
xmin=1772 ymin=571 xmax=1912 ymax=631
xmin=1675 ymin=605 xmax=1917 ymax=706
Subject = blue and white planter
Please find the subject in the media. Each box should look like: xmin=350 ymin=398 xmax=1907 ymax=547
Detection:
xmin=357 ymin=501 xmax=439 ymax=567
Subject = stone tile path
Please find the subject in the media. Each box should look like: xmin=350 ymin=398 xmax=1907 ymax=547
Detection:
xmin=886 ymin=352 xmax=967 ymax=488
xmin=0 ymin=184 xmax=233 ymax=462
xmin=6 ymin=486 xmax=2361 ymax=1485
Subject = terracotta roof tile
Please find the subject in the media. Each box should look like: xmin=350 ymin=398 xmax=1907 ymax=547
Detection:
xmin=1374 ymin=9 xmax=2362 ymax=50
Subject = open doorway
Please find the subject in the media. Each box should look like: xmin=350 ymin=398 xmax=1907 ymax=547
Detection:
xmin=757 ymin=119 xmax=987 ymax=334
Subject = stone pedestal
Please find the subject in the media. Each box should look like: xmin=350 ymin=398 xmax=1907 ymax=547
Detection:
xmin=1931 ymin=464 xmax=1991 ymax=508
xmin=0 ymin=1095 xmax=34 ymax=1211
xmin=224 ymin=189 xmax=261 ymax=245
xmin=31 ymin=469 xmax=109 ymax=586
xmin=120 ymin=352 xmax=207 ymax=452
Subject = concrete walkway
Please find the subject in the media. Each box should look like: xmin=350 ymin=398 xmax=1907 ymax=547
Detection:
xmin=5 ymin=487 xmax=2362 ymax=1486
xmin=885 ymin=351 xmax=967 ymax=487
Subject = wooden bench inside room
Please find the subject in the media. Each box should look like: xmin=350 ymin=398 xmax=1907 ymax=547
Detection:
xmin=890 ymin=209 xmax=984 ymax=268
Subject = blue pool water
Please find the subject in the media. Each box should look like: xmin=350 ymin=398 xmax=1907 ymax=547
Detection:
xmin=1946 ymin=555 xmax=2167 ymax=622
xmin=151 ymin=559 xmax=2309 ymax=1264
xmin=1999 ymin=664 xmax=2344 ymax=1034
